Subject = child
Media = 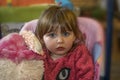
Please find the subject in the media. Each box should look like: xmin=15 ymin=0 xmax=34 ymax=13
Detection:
xmin=35 ymin=6 xmax=94 ymax=80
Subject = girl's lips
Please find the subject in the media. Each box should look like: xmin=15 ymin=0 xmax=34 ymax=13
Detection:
xmin=56 ymin=47 xmax=65 ymax=51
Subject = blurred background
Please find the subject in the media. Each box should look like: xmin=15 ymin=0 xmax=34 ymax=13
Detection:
xmin=0 ymin=0 xmax=120 ymax=80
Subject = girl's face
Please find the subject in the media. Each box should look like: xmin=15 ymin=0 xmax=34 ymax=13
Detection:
xmin=43 ymin=28 xmax=76 ymax=59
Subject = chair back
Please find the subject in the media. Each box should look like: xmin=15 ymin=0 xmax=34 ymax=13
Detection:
xmin=77 ymin=17 xmax=105 ymax=80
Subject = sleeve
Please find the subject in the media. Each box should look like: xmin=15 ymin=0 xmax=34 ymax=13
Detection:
xmin=75 ymin=45 xmax=94 ymax=80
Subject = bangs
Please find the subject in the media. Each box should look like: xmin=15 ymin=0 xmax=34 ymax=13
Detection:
xmin=47 ymin=19 xmax=73 ymax=33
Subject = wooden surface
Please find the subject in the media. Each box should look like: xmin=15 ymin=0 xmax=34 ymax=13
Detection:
xmin=110 ymin=30 xmax=120 ymax=80
xmin=113 ymin=18 xmax=120 ymax=30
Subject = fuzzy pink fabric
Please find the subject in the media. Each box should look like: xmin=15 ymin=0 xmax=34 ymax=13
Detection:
xmin=43 ymin=44 xmax=94 ymax=80
xmin=0 ymin=33 xmax=43 ymax=63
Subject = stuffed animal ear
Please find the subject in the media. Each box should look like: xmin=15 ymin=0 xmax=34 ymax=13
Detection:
xmin=20 ymin=30 xmax=44 ymax=55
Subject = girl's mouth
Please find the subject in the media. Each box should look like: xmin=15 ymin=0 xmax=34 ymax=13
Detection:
xmin=56 ymin=47 xmax=65 ymax=51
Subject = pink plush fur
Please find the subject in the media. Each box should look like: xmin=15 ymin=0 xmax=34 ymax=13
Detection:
xmin=0 ymin=33 xmax=44 ymax=80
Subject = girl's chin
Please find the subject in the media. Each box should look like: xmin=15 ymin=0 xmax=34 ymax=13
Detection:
xmin=54 ymin=51 xmax=66 ymax=54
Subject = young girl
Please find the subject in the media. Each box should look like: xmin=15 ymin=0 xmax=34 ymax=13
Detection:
xmin=35 ymin=6 xmax=94 ymax=80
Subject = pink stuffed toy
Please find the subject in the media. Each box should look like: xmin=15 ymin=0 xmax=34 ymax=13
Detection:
xmin=0 ymin=31 xmax=44 ymax=80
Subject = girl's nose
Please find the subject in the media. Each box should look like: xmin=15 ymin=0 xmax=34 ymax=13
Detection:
xmin=57 ymin=36 xmax=64 ymax=43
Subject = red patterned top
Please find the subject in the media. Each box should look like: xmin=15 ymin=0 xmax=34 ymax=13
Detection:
xmin=43 ymin=44 xmax=94 ymax=80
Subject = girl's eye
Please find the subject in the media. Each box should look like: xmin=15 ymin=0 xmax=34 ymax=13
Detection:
xmin=62 ymin=32 xmax=70 ymax=37
xmin=48 ymin=33 xmax=57 ymax=38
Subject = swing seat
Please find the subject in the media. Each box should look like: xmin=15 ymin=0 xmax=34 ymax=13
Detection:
xmin=77 ymin=17 xmax=105 ymax=80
